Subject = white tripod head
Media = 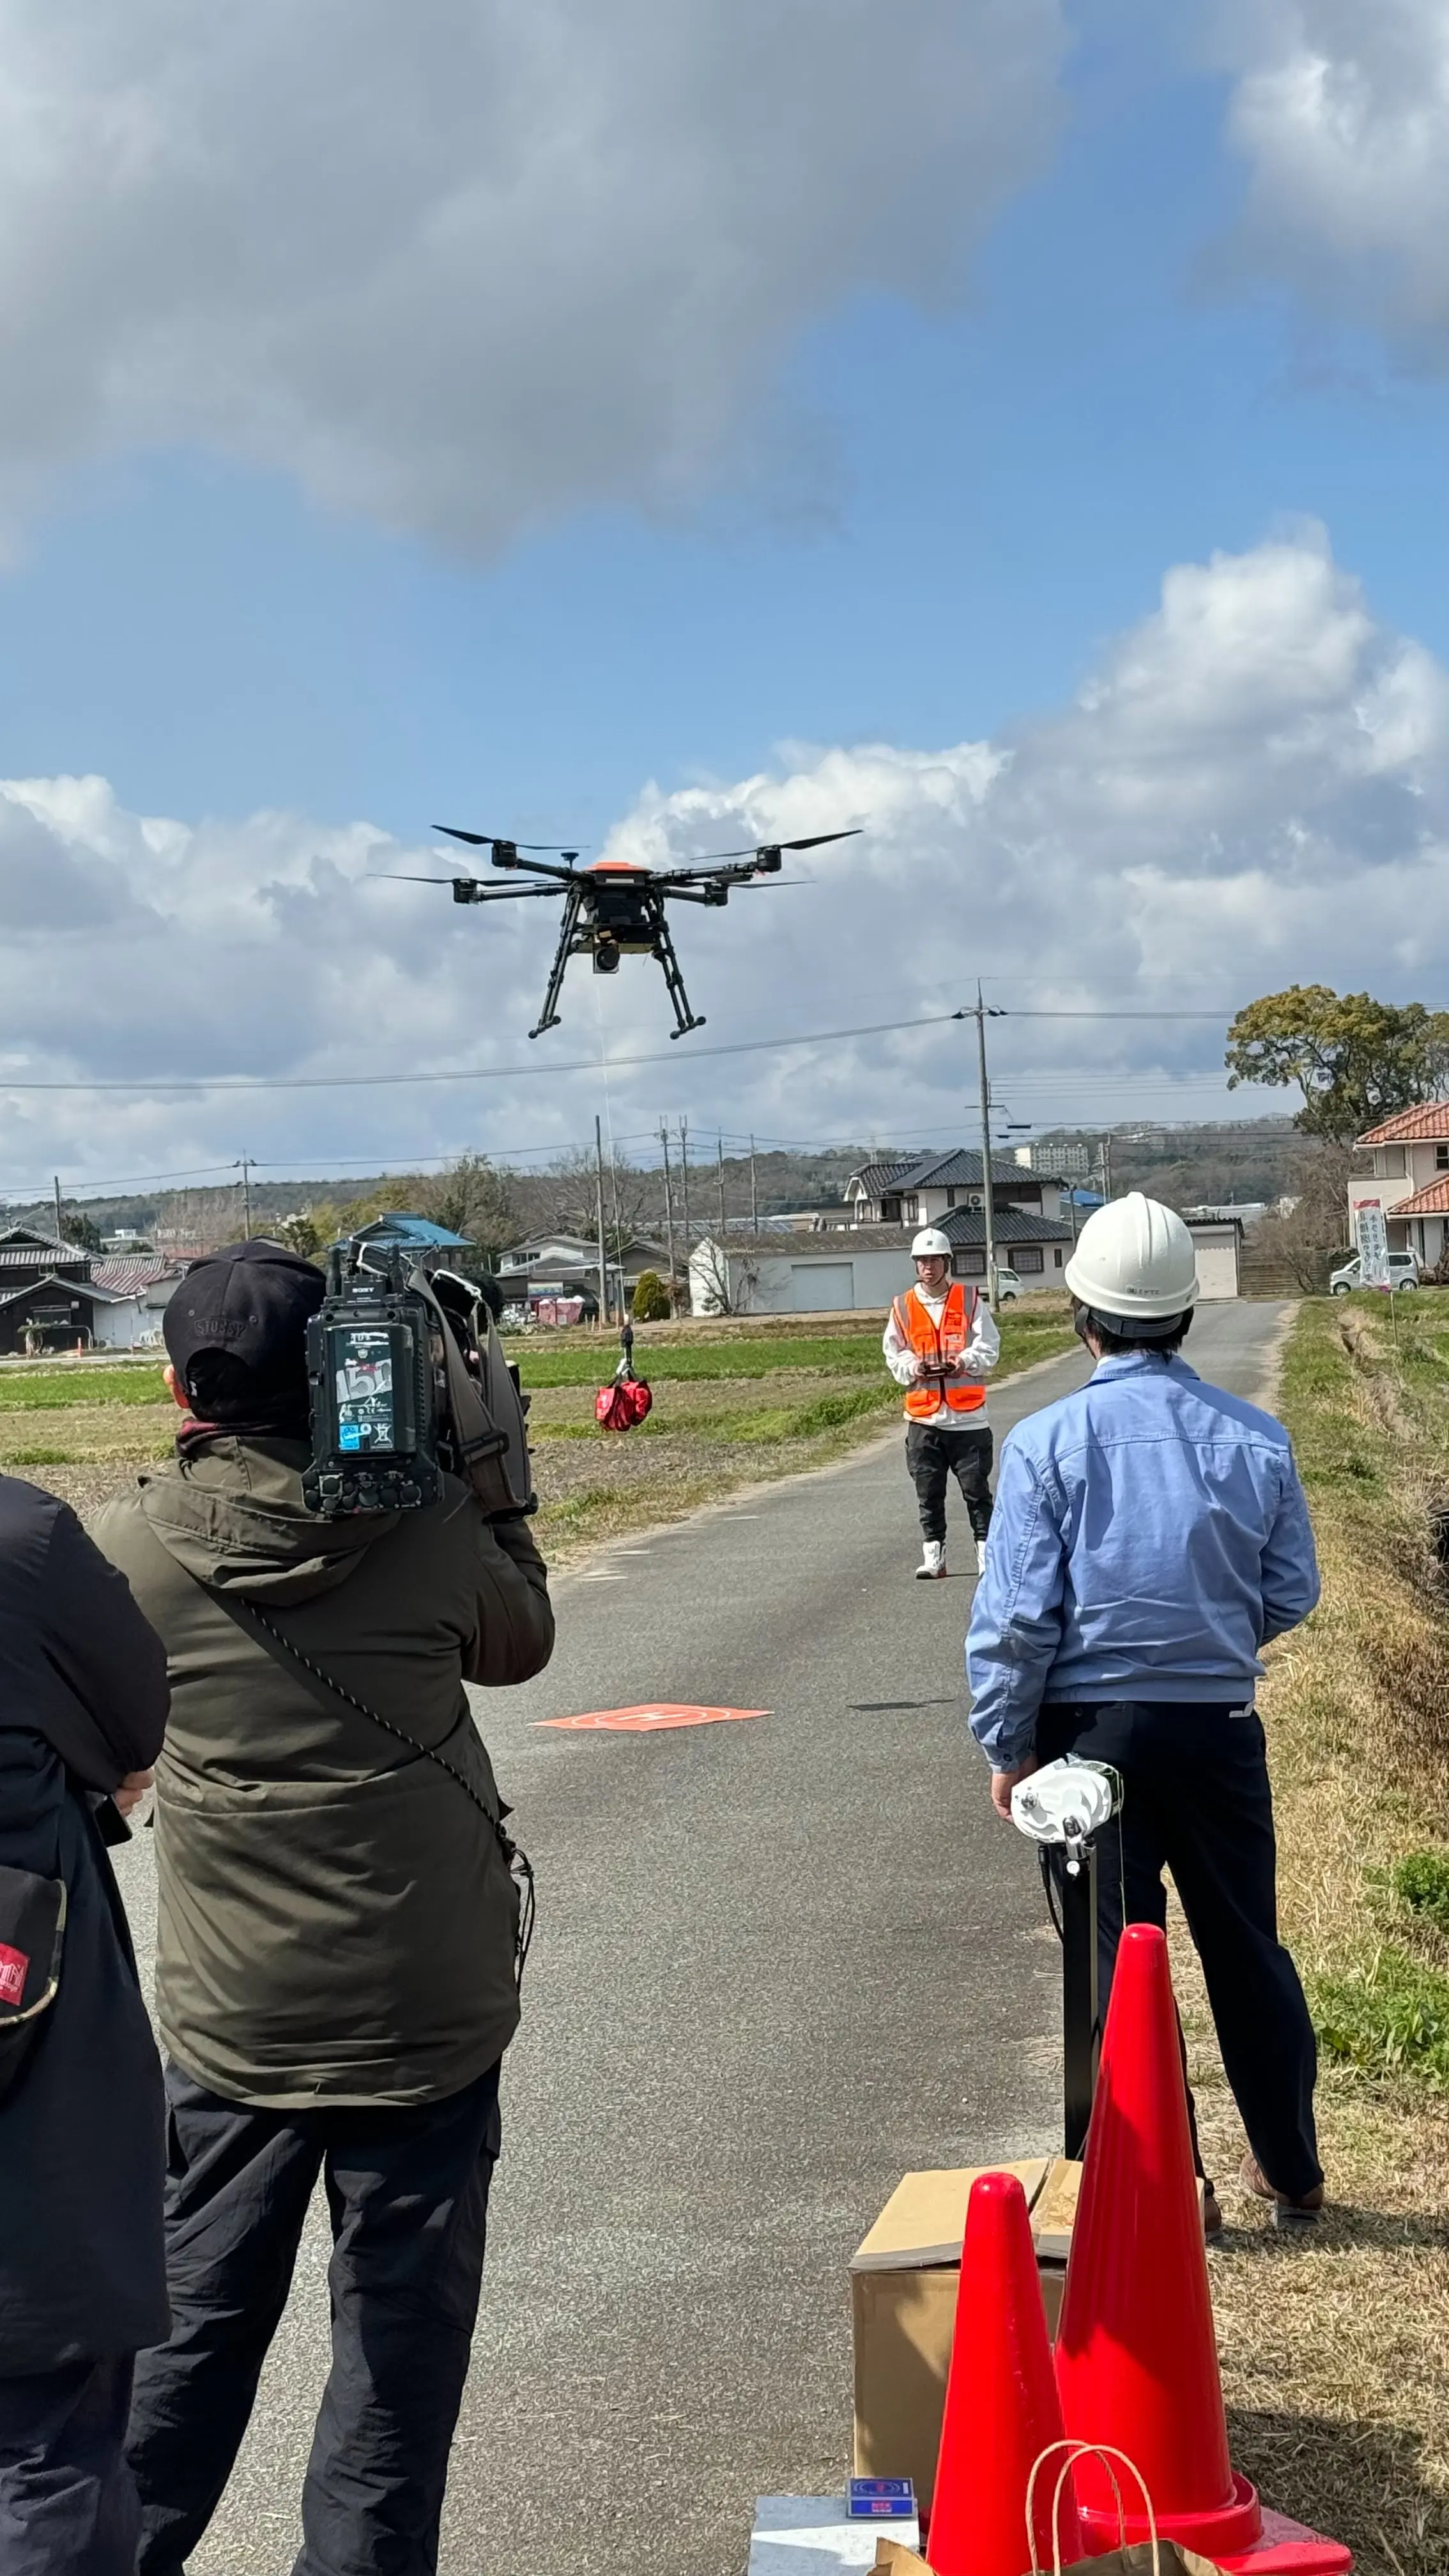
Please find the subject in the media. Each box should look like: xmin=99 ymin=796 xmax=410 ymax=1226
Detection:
xmin=1009 ymin=1758 xmax=1121 ymax=1875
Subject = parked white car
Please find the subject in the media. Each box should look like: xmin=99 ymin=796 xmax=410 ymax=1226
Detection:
xmin=988 ymin=1267 xmax=1023 ymax=1303
xmin=1329 ymin=1251 xmax=1420 ymax=1296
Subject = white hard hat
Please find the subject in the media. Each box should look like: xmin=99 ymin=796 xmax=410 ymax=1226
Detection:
xmin=912 ymin=1227 xmax=953 ymax=1259
xmin=1064 ymin=1192 xmax=1198 ymax=1324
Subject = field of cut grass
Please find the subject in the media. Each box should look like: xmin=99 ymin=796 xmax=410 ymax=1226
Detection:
xmin=1171 ymin=1292 xmax=1449 ymax=2572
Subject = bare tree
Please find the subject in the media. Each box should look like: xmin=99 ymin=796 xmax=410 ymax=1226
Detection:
xmin=537 ymin=1147 xmax=654 ymax=1261
xmin=416 ymin=1153 xmax=517 ymax=1267
xmin=1245 ymin=1143 xmax=1358 ymax=1294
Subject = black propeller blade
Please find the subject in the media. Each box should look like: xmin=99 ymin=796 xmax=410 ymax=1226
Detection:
xmin=434 ymin=826 xmax=581 ymax=852
xmin=675 ymin=826 xmax=861 ymax=862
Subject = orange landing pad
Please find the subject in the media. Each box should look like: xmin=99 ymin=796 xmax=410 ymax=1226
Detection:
xmin=538 ymin=1703 xmax=770 ymax=1732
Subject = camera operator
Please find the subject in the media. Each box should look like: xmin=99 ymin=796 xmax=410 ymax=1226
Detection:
xmin=0 ymin=1478 xmax=169 ymax=2575
xmin=93 ymin=1241 xmax=555 ymax=2576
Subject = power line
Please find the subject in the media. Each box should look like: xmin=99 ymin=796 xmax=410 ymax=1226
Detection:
xmin=0 ymin=1002 xmax=1245 ymax=1100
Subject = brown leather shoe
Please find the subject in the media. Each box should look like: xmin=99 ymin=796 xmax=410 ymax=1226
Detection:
xmin=1241 ymin=2151 xmax=1324 ymax=2227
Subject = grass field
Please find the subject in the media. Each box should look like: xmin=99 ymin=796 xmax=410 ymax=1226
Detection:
xmin=0 ymin=1301 xmax=1078 ymax=1552
xmin=1171 ymin=1292 xmax=1449 ymax=2573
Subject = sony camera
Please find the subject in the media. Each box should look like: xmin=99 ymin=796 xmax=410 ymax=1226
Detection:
xmin=304 ymin=1238 xmax=534 ymax=1522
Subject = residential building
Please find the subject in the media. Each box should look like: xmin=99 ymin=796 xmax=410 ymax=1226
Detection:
xmin=89 ymin=1254 xmax=183 ymax=1348
xmin=496 ymin=1232 xmax=666 ymax=1314
xmin=1349 ymin=1105 xmax=1449 ymax=1268
xmin=0 ymin=1227 xmax=142 ymax=1353
xmin=348 ymin=1213 xmax=476 ymax=1273
xmin=845 ymin=1148 xmax=1066 ymax=1228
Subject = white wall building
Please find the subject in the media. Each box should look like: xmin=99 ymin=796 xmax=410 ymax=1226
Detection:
xmin=1349 ymin=1103 xmax=1449 ymax=1270
xmin=689 ymin=1227 xmax=921 ymax=1316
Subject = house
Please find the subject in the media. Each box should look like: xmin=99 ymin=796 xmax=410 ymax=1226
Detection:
xmin=845 ymin=1148 xmax=1068 ymax=1228
xmin=1349 ymin=1104 xmax=1449 ymax=1269
xmin=0 ymin=1227 xmax=141 ymax=1353
xmin=89 ymin=1254 xmax=183 ymax=1348
xmin=496 ymin=1232 xmax=667 ymax=1313
xmin=688 ymin=1210 xmax=1073 ymax=1315
xmin=348 ymin=1213 xmax=476 ymax=1274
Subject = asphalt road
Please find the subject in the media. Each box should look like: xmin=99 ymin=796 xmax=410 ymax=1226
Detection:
xmin=112 ymin=1298 xmax=1288 ymax=2576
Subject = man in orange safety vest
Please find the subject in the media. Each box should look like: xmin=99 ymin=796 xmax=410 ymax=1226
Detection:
xmin=884 ymin=1227 xmax=1000 ymax=1581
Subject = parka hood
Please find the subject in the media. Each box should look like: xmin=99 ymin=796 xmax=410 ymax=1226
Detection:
xmin=135 ymin=1436 xmax=399 ymax=1605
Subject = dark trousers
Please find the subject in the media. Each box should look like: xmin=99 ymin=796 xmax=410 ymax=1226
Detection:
xmin=905 ymin=1422 xmax=993 ymax=1543
xmin=128 ymin=2057 xmax=503 ymax=2576
xmin=1037 ymin=1700 xmax=1322 ymax=2200
xmin=0 ymin=2358 xmax=137 ymax=2576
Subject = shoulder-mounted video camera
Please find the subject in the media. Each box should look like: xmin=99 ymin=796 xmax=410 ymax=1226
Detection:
xmin=303 ymin=1239 xmax=535 ymax=1522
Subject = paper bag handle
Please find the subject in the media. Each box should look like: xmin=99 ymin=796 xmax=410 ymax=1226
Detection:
xmin=1025 ymin=2440 xmax=1161 ymax=2576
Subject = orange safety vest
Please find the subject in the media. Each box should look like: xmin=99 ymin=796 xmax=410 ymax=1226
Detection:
xmin=891 ymin=1282 xmax=988 ymax=1420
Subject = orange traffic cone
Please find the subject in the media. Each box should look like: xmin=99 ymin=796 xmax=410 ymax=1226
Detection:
xmin=927 ymin=2172 xmax=1084 ymax=2576
xmin=1057 ymin=1923 xmax=1351 ymax=2574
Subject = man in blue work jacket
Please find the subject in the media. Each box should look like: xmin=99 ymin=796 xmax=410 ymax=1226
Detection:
xmin=966 ymin=1192 xmax=1323 ymax=2230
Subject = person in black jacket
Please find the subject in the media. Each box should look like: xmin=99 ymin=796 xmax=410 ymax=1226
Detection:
xmin=0 ymin=1476 xmax=171 ymax=2576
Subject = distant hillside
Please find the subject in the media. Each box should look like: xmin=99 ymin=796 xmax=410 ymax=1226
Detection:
xmin=4 ymin=1119 xmax=1322 ymax=1252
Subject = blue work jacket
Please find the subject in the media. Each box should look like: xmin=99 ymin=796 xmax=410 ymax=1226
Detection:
xmin=965 ymin=1351 xmax=1320 ymax=1772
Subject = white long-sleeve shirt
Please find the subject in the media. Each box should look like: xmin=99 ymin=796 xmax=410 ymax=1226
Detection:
xmin=882 ymin=1284 xmax=1000 ymax=1427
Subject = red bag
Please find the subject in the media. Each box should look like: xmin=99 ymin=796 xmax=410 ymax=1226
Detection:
xmin=594 ymin=1376 xmax=653 ymax=1430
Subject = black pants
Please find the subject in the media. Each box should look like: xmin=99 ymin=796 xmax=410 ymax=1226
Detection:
xmin=128 ymin=2058 xmax=503 ymax=2576
xmin=905 ymin=1422 xmax=993 ymax=1543
xmin=0 ymin=2358 xmax=137 ymax=2576
xmin=1037 ymin=1700 xmax=1322 ymax=2200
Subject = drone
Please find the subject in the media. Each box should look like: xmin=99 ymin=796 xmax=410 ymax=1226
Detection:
xmin=375 ymin=825 xmax=861 ymax=1038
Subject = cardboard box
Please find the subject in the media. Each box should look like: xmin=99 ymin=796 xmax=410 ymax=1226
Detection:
xmin=850 ymin=2159 xmax=1079 ymax=2512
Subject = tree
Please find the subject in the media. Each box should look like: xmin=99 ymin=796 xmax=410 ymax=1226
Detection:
xmin=631 ymin=1269 xmax=670 ymax=1322
xmin=1244 ymin=1145 xmax=1355 ymax=1294
xmin=1225 ymin=986 xmax=1449 ymax=1144
xmin=417 ymin=1154 xmax=517 ymax=1268
xmin=537 ymin=1147 xmax=653 ymax=1264
xmin=61 ymin=1210 xmax=104 ymax=1254
xmin=691 ymin=1238 xmax=759 ymax=1315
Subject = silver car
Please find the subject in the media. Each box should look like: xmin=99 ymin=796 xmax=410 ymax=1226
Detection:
xmin=1329 ymin=1250 xmax=1420 ymax=1295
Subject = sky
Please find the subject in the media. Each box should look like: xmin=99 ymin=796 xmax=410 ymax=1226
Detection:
xmin=0 ymin=0 xmax=1446 ymax=1200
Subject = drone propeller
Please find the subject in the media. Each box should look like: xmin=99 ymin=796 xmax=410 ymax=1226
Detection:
xmin=367 ymin=873 xmax=560 ymax=898
xmin=677 ymin=827 xmax=861 ymax=864
xmin=434 ymin=826 xmax=581 ymax=853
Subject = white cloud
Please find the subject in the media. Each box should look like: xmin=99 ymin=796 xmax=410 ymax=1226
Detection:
xmin=4 ymin=523 xmax=1447 ymax=1196
xmin=1213 ymin=0 xmax=1449 ymax=358
xmin=0 ymin=0 xmax=1066 ymax=551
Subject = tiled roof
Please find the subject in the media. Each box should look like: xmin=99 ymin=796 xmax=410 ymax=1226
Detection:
xmin=940 ymin=1206 xmax=1073 ymax=1246
xmin=91 ymin=1255 xmax=178 ymax=1295
xmin=1358 ymin=1101 xmax=1449 ymax=1144
xmin=1391 ymin=1177 xmax=1449 ymax=1217
xmin=850 ymin=1149 xmax=1070 ymax=1194
xmin=845 ymin=1161 xmax=916 ymax=1200
xmin=0 ymin=1273 xmax=128 ymax=1309
xmin=0 ymin=1239 xmax=90 ymax=1270
xmin=694 ymin=1226 xmax=916 ymax=1255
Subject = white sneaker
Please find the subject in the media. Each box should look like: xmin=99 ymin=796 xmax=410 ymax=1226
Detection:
xmin=960 ymin=1531 xmax=981 ymax=1578
xmin=915 ymin=1540 xmax=946 ymax=1581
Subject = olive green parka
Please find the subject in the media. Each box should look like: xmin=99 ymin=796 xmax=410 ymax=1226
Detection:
xmin=93 ymin=1437 xmax=553 ymax=2109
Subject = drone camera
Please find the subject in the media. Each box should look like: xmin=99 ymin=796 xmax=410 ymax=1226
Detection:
xmin=594 ymin=937 xmax=622 ymax=974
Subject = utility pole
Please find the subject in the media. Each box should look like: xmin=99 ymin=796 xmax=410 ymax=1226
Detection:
xmin=659 ymin=1121 xmax=678 ymax=1310
xmin=1099 ymin=1134 xmax=1113 ymax=1203
xmin=52 ymin=1175 xmax=63 ymax=1246
xmin=233 ymin=1158 xmax=256 ymax=1236
xmin=678 ymin=1117 xmax=691 ymax=1266
xmin=749 ymin=1135 xmax=759 ymax=1232
xmin=594 ymin=1116 xmax=610 ymax=1328
xmin=973 ymin=982 xmax=999 ymax=1305
xmin=717 ymin=1133 xmax=728 ymax=1236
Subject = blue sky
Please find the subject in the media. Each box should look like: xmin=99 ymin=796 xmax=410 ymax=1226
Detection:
xmin=0 ymin=0 xmax=1446 ymax=1192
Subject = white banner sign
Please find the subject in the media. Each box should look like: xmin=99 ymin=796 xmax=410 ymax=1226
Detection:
xmin=1354 ymin=1199 xmax=1392 ymax=1289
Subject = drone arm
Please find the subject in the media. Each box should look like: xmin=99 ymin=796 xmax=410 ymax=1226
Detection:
xmin=488 ymin=851 xmax=576 ymax=880
xmin=453 ymin=881 xmax=564 ymax=905
xmin=654 ymin=856 xmax=773 ymax=893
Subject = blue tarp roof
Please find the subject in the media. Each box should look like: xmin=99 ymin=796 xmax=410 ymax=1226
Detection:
xmin=351 ymin=1213 xmax=472 ymax=1248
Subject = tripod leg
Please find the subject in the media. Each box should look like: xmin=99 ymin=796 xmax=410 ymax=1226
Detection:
xmin=530 ymin=889 xmax=580 ymax=1038
xmin=1061 ymin=1842 xmax=1100 ymax=2159
xmin=651 ymin=912 xmax=705 ymax=1039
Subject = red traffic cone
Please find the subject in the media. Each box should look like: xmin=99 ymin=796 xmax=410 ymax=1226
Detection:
xmin=927 ymin=2171 xmax=1085 ymax=2576
xmin=1057 ymin=1924 xmax=1350 ymax=2574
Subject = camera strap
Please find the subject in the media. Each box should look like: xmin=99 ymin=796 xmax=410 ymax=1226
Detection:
xmin=229 ymin=1598 xmax=535 ymax=1983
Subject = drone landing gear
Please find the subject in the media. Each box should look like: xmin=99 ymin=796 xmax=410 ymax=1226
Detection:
xmin=652 ymin=914 xmax=706 ymax=1040
xmin=528 ymin=887 xmax=585 ymax=1041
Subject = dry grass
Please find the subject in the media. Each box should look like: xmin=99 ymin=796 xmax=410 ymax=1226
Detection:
xmin=1167 ymin=1294 xmax=1449 ymax=2572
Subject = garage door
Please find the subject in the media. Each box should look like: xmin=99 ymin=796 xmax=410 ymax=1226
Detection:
xmin=791 ymin=1262 xmax=855 ymax=1312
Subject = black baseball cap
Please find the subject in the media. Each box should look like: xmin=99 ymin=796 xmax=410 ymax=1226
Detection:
xmin=164 ymin=1240 xmax=326 ymax=1423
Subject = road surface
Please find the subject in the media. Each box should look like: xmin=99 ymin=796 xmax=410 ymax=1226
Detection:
xmin=111 ymin=1299 xmax=1289 ymax=2576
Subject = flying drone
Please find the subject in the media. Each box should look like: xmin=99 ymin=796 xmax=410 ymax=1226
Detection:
xmin=376 ymin=825 xmax=861 ymax=1038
